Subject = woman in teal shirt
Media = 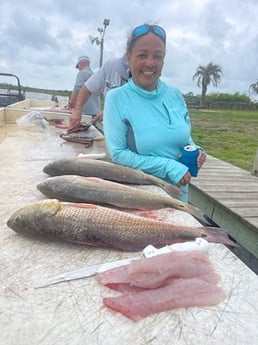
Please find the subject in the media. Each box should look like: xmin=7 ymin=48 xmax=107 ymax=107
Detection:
xmin=103 ymin=24 xmax=206 ymax=201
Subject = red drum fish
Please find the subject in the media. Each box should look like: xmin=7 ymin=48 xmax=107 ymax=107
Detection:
xmin=42 ymin=157 xmax=182 ymax=200
xmin=7 ymin=199 xmax=236 ymax=251
xmin=37 ymin=175 xmax=210 ymax=226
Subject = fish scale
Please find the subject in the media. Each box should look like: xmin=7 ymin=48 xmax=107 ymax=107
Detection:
xmin=43 ymin=157 xmax=182 ymax=200
xmin=37 ymin=175 xmax=210 ymax=226
xmin=7 ymin=199 xmax=237 ymax=252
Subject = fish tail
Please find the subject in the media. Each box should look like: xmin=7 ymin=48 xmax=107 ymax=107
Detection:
xmin=202 ymin=226 xmax=237 ymax=247
xmin=184 ymin=204 xmax=212 ymax=226
xmin=159 ymin=182 xmax=182 ymax=199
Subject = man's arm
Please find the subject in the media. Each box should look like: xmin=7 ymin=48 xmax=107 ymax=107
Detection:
xmin=69 ymin=85 xmax=92 ymax=128
xmin=91 ymin=111 xmax=103 ymax=124
xmin=65 ymin=91 xmax=77 ymax=110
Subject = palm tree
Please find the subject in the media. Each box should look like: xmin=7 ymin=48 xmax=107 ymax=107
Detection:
xmin=249 ymin=80 xmax=258 ymax=95
xmin=192 ymin=62 xmax=223 ymax=106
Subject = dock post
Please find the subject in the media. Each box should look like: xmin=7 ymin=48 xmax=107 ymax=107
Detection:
xmin=252 ymin=147 xmax=258 ymax=176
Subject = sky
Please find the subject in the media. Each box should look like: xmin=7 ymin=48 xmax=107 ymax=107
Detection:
xmin=0 ymin=0 xmax=258 ymax=99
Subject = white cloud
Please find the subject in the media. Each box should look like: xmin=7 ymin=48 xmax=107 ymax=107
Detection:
xmin=0 ymin=0 xmax=257 ymax=97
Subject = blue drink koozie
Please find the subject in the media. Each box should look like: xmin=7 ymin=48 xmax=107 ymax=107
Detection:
xmin=180 ymin=145 xmax=199 ymax=177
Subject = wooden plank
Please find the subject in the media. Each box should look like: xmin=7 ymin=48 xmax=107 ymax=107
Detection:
xmin=217 ymin=200 xmax=258 ymax=207
xmin=192 ymin=184 xmax=258 ymax=192
xmin=190 ymin=187 xmax=258 ymax=247
xmin=201 ymin=174 xmax=251 ymax=180
xmin=252 ymin=147 xmax=258 ymax=177
xmin=190 ymin=155 xmax=258 ymax=259
xmin=212 ymin=205 xmax=258 ymax=252
xmin=203 ymin=191 xmax=258 ymax=200
xmin=195 ymin=172 xmax=257 ymax=179
xmin=249 ymin=217 xmax=258 ymax=228
xmin=230 ymin=208 xmax=258 ymax=218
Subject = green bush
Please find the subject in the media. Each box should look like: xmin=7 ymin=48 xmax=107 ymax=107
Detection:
xmin=184 ymin=92 xmax=257 ymax=110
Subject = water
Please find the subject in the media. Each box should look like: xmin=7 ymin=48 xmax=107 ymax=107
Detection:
xmin=0 ymin=88 xmax=69 ymax=105
xmin=25 ymin=91 xmax=69 ymax=104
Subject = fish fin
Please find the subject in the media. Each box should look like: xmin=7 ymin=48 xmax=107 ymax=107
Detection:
xmin=66 ymin=239 xmax=101 ymax=247
xmin=82 ymin=177 xmax=104 ymax=183
xmin=82 ymin=177 xmax=117 ymax=186
xmin=160 ymin=183 xmax=183 ymax=200
xmin=183 ymin=204 xmax=212 ymax=226
xmin=64 ymin=202 xmax=98 ymax=209
xmin=201 ymin=227 xmax=238 ymax=247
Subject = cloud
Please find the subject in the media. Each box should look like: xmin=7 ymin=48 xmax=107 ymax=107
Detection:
xmin=0 ymin=0 xmax=257 ymax=99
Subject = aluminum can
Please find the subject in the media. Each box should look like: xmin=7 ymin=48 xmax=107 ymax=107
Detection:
xmin=180 ymin=145 xmax=199 ymax=177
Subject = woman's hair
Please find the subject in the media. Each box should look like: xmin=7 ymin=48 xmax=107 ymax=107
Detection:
xmin=126 ymin=23 xmax=166 ymax=52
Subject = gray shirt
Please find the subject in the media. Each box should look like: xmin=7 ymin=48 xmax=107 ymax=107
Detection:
xmin=85 ymin=54 xmax=129 ymax=98
xmin=73 ymin=67 xmax=100 ymax=115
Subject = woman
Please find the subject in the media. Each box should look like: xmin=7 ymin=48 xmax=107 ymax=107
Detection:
xmin=103 ymin=24 xmax=206 ymax=201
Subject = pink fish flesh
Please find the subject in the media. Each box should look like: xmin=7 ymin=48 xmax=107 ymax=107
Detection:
xmin=97 ymin=250 xmax=225 ymax=320
xmin=103 ymin=273 xmax=226 ymax=321
xmin=96 ymin=250 xmax=216 ymax=290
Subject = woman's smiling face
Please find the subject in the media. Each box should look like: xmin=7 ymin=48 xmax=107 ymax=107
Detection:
xmin=127 ymin=32 xmax=165 ymax=91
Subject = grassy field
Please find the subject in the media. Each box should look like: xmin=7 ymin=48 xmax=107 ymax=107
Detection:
xmin=189 ymin=109 xmax=258 ymax=172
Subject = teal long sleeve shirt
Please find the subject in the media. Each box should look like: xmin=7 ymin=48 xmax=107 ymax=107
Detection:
xmin=103 ymin=78 xmax=197 ymax=201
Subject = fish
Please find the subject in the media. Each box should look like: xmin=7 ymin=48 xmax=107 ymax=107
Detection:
xmin=7 ymin=199 xmax=237 ymax=251
xmin=60 ymin=133 xmax=94 ymax=146
xmin=102 ymin=273 xmax=226 ymax=321
xmin=42 ymin=157 xmax=182 ymax=200
xmin=96 ymin=250 xmax=217 ymax=291
xmin=97 ymin=246 xmax=225 ymax=320
xmin=37 ymin=175 xmax=210 ymax=226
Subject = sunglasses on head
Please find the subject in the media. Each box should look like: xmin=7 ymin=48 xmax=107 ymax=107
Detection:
xmin=132 ymin=24 xmax=166 ymax=44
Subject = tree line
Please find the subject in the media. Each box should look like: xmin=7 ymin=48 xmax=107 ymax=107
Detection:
xmin=0 ymin=83 xmax=70 ymax=97
xmin=1 ymin=62 xmax=258 ymax=108
xmin=192 ymin=62 xmax=258 ymax=107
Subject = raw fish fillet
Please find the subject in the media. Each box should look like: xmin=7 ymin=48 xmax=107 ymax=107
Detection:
xmin=103 ymin=273 xmax=226 ymax=321
xmin=96 ymin=251 xmax=215 ymax=289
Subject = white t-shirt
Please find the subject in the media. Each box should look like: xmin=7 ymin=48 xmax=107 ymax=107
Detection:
xmin=85 ymin=55 xmax=129 ymax=97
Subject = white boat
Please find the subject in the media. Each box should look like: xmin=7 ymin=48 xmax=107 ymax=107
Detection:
xmin=1 ymin=98 xmax=70 ymax=126
xmin=0 ymin=99 xmax=258 ymax=345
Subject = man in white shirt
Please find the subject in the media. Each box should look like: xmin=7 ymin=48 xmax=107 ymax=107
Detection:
xmin=69 ymin=54 xmax=129 ymax=128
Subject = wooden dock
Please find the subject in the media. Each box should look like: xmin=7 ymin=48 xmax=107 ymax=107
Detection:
xmin=189 ymin=155 xmax=258 ymax=273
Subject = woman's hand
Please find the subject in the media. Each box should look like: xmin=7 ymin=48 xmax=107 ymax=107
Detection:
xmin=197 ymin=149 xmax=207 ymax=169
xmin=176 ymin=171 xmax=191 ymax=187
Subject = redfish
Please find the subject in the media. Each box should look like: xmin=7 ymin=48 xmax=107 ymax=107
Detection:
xmin=43 ymin=158 xmax=181 ymax=200
xmin=7 ymin=199 xmax=236 ymax=251
xmin=37 ymin=175 xmax=209 ymax=226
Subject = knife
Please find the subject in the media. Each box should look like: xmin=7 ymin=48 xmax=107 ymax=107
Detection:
xmin=35 ymin=238 xmax=209 ymax=289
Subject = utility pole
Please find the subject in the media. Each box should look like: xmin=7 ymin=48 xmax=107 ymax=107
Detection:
xmin=89 ymin=19 xmax=110 ymax=67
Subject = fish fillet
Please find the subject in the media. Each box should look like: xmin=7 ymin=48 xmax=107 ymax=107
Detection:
xmin=103 ymin=273 xmax=226 ymax=321
xmin=96 ymin=250 xmax=216 ymax=289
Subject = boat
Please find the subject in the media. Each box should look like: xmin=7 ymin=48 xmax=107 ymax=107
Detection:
xmin=0 ymin=99 xmax=258 ymax=344
xmin=0 ymin=72 xmax=25 ymax=107
xmin=1 ymin=98 xmax=67 ymax=125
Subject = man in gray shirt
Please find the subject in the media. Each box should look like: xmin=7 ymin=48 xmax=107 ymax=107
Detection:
xmin=66 ymin=56 xmax=100 ymax=116
xmin=69 ymin=54 xmax=129 ymax=128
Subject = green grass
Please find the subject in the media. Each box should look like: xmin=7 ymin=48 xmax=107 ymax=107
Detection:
xmin=190 ymin=109 xmax=258 ymax=171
